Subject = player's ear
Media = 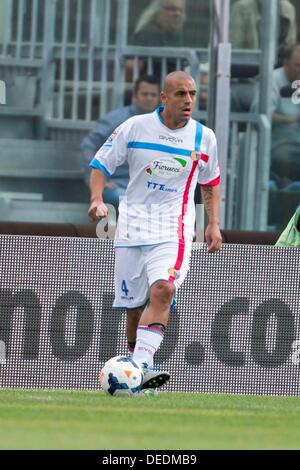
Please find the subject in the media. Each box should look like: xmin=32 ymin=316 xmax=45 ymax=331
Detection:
xmin=160 ymin=90 xmax=167 ymax=105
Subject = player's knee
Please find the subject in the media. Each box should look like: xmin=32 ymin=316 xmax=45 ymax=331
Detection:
xmin=150 ymin=281 xmax=175 ymax=307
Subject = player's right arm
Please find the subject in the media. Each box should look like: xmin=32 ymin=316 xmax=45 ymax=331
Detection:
xmin=88 ymin=169 xmax=108 ymax=221
xmin=87 ymin=118 xmax=133 ymax=221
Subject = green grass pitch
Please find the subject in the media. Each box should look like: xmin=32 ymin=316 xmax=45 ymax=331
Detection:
xmin=1 ymin=389 xmax=300 ymax=450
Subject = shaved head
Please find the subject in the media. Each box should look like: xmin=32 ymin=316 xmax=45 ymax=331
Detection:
xmin=163 ymin=71 xmax=195 ymax=93
xmin=160 ymin=71 xmax=197 ymax=129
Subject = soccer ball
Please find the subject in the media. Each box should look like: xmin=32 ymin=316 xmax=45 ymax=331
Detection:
xmin=99 ymin=355 xmax=143 ymax=397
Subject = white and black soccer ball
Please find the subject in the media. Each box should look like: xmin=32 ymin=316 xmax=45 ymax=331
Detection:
xmin=99 ymin=355 xmax=143 ymax=397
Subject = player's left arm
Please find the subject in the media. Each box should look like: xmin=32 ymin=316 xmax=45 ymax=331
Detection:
xmin=201 ymin=184 xmax=222 ymax=253
xmin=198 ymin=128 xmax=222 ymax=253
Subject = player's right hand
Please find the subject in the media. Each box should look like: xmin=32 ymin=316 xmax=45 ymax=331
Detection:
xmin=88 ymin=200 xmax=108 ymax=221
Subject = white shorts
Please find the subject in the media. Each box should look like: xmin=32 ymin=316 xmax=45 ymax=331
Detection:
xmin=113 ymin=241 xmax=192 ymax=309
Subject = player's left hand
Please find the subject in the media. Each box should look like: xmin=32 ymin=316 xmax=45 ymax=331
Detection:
xmin=205 ymin=222 xmax=222 ymax=253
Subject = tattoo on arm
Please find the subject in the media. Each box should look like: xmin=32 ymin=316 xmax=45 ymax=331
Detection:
xmin=201 ymin=186 xmax=213 ymax=217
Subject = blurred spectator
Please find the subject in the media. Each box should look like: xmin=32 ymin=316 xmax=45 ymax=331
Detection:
xmin=230 ymin=0 xmax=296 ymax=63
xmin=131 ymin=0 xmax=185 ymax=47
xmin=80 ymin=75 xmax=160 ymax=209
xmin=127 ymin=0 xmax=186 ymax=81
xmin=230 ymin=0 xmax=297 ymax=112
xmin=277 ymin=0 xmax=298 ymax=64
xmin=269 ymin=43 xmax=300 ymax=187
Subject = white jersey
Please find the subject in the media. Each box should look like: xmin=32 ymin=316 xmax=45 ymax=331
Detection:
xmin=90 ymin=107 xmax=220 ymax=247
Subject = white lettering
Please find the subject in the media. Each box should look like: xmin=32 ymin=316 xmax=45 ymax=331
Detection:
xmin=0 ymin=80 xmax=6 ymax=104
xmin=291 ymin=80 xmax=300 ymax=105
xmin=159 ymin=205 xmax=180 ymax=240
xmin=120 ymin=457 xmax=136 ymax=467
xmin=0 ymin=340 xmax=6 ymax=364
xmin=96 ymin=204 xmax=116 ymax=239
xmin=195 ymin=203 xmax=205 ymax=242
xmin=102 ymin=455 xmax=136 ymax=467
xmin=126 ymin=204 xmax=149 ymax=242
xmin=146 ymin=455 xmax=155 ymax=464
xmin=145 ymin=454 xmax=197 ymax=465
xmin=291 ymin=340 xmax=300 ymax=365
xmin=97 ymin=201 xmax=204 ymax=243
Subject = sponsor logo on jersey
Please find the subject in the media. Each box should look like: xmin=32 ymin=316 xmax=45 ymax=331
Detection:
xmin=147 ymin=181 xmax=177 ymax=193
xmin=106 ymin=130 xmax=118 ymax=144
xmin=159 ymin=135 xmax=184 ymax=144
xmin=145 ymin=157 xmax=187 ymax=179
xmin=190 ymin=150 xmax=201 ymax=161
xmin=168 ymin=267 xmax=180 ymax=279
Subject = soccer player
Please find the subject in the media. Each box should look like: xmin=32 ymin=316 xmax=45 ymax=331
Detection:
xmin=89 ymin=71 xmax=222 ymax=391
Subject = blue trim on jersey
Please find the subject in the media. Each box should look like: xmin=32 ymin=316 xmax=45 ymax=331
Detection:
xmin=156 ymin=106 xmax=165 ymax=123
xmin=194 ymin=121 xmax=203 ymax=151
xmin=128 ymin=141 xmax=192 ymax=157
xmin=89 ymin=159 xmax=111 ymax=177
xmin=103 ymin=144 xmax=112 ymax=148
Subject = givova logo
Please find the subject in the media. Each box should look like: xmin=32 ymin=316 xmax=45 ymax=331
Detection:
xmin=146 ymin=157 xmax=187 ymax=179
xmin=0 ymin=80 xmax=6 ymax=104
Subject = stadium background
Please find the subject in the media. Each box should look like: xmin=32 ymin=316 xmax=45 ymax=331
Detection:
xmin=1 ymin=0 xmax=300 ymax=451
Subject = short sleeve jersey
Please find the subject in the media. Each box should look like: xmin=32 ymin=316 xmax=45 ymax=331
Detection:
xmin=90 ymin=107 xmax=220 ymax=247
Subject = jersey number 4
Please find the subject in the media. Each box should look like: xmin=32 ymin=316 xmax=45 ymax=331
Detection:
xmin=121 ymin=280 xmax=129 ymax=296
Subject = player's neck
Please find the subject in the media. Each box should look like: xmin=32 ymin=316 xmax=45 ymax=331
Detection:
xmin=160 ymin=110 xmax=187 ymax=130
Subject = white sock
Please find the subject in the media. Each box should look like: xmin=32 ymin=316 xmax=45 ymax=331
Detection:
xmin=132 ymin=326 xmax=164 ymax=368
